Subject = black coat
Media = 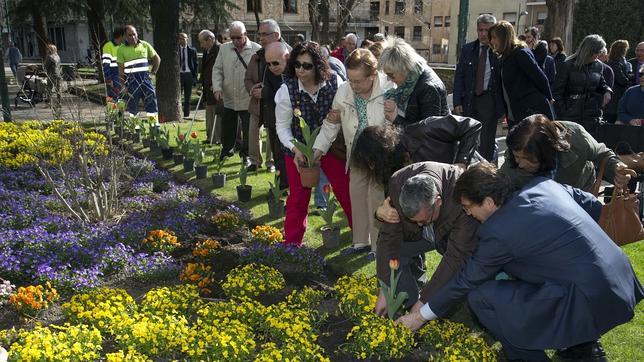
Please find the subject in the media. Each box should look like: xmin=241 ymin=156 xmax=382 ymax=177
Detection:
xmin=393 ymin=68 xmax=449 ymax=126
xmin=606 ymin=58 xmax=634 ymax=117
xmin=628 ymin=57 xmax=643 ymax=86
xmin=552 ymin=59 xmax=610 ymax=128
xmin=453 ymin=40 xmax=505 ymax=119
xmin=498 ymin=47 xmax=553 ymax=125
xmin=200 ymin=43 xmax=219 ymax=105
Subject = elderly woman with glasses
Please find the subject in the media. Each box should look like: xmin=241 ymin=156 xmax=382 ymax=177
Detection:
xmin=552 ymin=34 xmax=612 ymax=135
xmin=275 ymin=41 xmax=352 ymax=246
xmin=380 ymin=36 xmax=449 ymax=126
xmin=310 ymin=48 xmax=394 ymax=256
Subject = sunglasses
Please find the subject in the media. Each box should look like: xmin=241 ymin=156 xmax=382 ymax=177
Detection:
xmin=267 ymin=61 xmax=281 ymax=67
xmin=294 ymin=61 xmax=314 ymax=70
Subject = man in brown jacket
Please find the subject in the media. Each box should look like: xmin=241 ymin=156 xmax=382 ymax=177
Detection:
xmin=374 ymin=161 xmax=479 ymax=315
xmin=198 ymin=29 xmax=220 ymax=143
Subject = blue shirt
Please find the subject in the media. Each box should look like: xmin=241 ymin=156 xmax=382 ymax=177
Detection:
xmin=618 ymin=85 xmax=644 ymax=123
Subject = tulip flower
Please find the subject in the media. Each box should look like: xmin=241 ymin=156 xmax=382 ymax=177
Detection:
xmin=389 ymin=258 xmax=400 ymax=271
xmin=293 ymin=108 xmax=302 ymax=118
xmin=178 ymin=133 xmax=185 ymax=141
xmin=191 ymin=132 xmax=198 ymax=139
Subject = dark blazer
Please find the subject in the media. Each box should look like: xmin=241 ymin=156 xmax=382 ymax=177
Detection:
xmin=553 ymin=52 xmax=567 ymax=72
xmin=628 ymin=57 xmax=643 ymax=85
xmin=376 ymin=162 xmax=479 ymax=303
xmin=600 ymin=60 xmax=614 ymax=88
xmin=200 ymin=43 xmax=219 ymax=105
xmin=543 ymin=55 xmax=556 ymax=85
xmin=428 ymin=177 xmax=643 ymax=350
xmin=180 ymin=46 xmax=198 ymax=78
xmin=394 ymin=68 xmax=450 ymax=126
xmin=401 ymin=114 xmax=481 ymax=165
xmin=498 ymin=47 xmax=553 ymax=125
xmin=453 ymin=40 xmax=505 ymax=119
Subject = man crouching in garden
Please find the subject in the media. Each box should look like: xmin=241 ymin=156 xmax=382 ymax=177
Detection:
xmin=398 ymin=162 xmax=643 ymax=362
xmin=374 ymin=161 xmax=479 ymax=316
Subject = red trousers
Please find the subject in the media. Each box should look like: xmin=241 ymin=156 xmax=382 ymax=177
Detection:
xmin=283 ymin=153 xmax=353 ymax=245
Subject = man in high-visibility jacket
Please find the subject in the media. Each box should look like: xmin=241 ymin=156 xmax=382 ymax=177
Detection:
xmin=102 ymin=27 xmax=124 ymax=100
xmin=117 ymin=25 xmax=161 ymax=115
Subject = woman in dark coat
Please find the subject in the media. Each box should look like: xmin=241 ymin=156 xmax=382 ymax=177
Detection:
xmin=548 ymin=37 xmax=567 ymax=71
xmin=488 ymin=21 xmax=553 ymax=128
xmin=605 ymin=40 xmax=634 ymax=123
xmin=552 ymin=34 xmax=612 ymax=135
xmin=378 ymin=36 xmax=449 ymax=126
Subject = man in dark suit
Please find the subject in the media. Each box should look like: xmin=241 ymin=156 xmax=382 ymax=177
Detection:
xmin=629 ymin=42 xmax=644 ymax=86
xmin=373 ymin=162 xmax=479 ymax=316
xmin=398 ymin=162 xmax=643 ymax=362
xmin=198 ymin=29 xmax=220 ymax=143
xmin=453 ymin=14 xmax=505 ymax=162
xmin=179 ymin=32 xmax=198 ymax=118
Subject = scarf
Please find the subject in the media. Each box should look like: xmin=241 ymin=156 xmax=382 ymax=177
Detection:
xmin=383 ymin=69 xmax=422 ymax=112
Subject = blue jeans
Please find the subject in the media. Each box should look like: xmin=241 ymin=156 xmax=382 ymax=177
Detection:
xmin=313 ymin=169 xmax=329 ymax=208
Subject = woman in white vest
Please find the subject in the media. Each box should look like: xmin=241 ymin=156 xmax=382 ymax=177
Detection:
xmin=313 ymin=48 xmax=394 ymax=257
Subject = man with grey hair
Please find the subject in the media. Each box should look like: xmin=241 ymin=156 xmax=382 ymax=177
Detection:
xmin=373 ymin=161 xmax=479 ymax=316
xmin=244 ymin=18 xmax=286 ymax=172
xmin=331 ymin=33 xmax=358 ymax=63
xmin=373 ymin=33 xmax=385 ymax=43
xmin=453 ymin=13 xmax=505 ymax=162
xmin=198 ymin=29 xmax=221 ymax=143
xmin=213 ymin=21 xmax=261 ymax=160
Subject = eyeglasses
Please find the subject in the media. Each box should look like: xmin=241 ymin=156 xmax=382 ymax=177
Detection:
xmin=267 ymin=61 xmax=281 ymax=67
xmin=230 ymin=36 xmax=243 ymax=40
xmin=294 ymin=61 xmax=314 ymax=70
xmin=258 ymin=32 xmax=275 ymax=37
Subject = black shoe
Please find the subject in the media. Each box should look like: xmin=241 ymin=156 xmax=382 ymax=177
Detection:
xmin=267 ymin=165 xmax=276 ymax=173
xmin=365 ymin=251 xmax=376 ymax=261
xmin=556 ymin=340 xmax=607 ymax=361
xmin=340 ymin=245 xmax=370 ymax=256
xmin=247 ymin=164 xmax=259 ymax=172
xmin=219 ymin=149 xmax=234 ymax=161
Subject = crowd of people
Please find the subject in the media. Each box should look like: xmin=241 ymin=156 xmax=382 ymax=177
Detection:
xmin=94 ymin=16 xmax=644 ymax=361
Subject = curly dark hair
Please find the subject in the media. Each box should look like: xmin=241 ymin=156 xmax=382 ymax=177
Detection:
xmin=506 ymin=114 xmax=570 ymax=174
xmin=284 ymin=41 xmax=331 ymax=83
xmin=351 ymin=125 xmax=410 ymax=187
xmin=454 ymin=161 xmax=512 ymax=207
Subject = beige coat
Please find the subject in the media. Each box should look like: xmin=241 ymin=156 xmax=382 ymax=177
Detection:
xmin=211 ymin=40 xmax=261 ymax=111
xmin=313 ymin=72 xmax=394 ymax=169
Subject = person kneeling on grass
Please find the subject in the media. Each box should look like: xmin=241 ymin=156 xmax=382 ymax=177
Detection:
xmin=398 ymin=162 xmax=643 ymax=362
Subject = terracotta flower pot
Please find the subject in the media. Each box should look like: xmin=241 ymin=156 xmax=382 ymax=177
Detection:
xmin=195 ymin=165 xmax=208 ymax=179
xmin=299 ymin=165 xmax=321 ymax=188
xmin=321 ymin=226 xmax=340 ymax=249
xmin=212 ymin=173 xmax=226 ymax=188
xmin=236 ymin=185 xmax=252 ymax=202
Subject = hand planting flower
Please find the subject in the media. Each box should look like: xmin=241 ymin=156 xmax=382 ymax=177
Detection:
xmin=142 ymin=229 xmax=180 ymax=253
xmin=251 ymin=225 xmax=284 ymax=245
xmin=192 ymin=239 xmax=221 ymax=258
xmin=179 ymin=262 xmax=214 ymax=294
xmin=221 ymin=263 xmax=285 ymax=300
xmin=8 ymin=282 xmax=59 ymax=317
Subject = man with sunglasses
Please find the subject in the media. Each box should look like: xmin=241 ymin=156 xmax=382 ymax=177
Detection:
xmin=244 ymin=19 xmax=290 ymax=173
xmin=212 ymin=21 xmax=261 ymax=161
xmin=373 ymin=161 xmax=479 ymax=317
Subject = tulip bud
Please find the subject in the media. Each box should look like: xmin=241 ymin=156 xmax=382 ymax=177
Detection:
xmin=178 ymin=134 xmax=185 ymax=141
xmin=389 ymin=258 xmax=400 ymax=270
xmin=323 ymin=184 xmax=331 ymax=195
xmin=293 ymin=108 xmax=302 ymax=118
xmin=191 ymin=132 xmax=198 ymax=139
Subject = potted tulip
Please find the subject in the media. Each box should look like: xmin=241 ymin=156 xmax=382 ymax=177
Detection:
xmin=267 ymin=173 xmax=284 ymax=218
xmin=159 ymin=127 xmax=174 ymax=160
xmin=291 ymin=108 xmax=321 ymax=188
xmin=320 ymin=185 xmax=340 ymax=248
xmin=173 ymin=126 xmax=190 ymax=165
xmin=212 ymin=153 xmax=227 ymax=188
xmin=236 ymin=162 xmax=252 ymax=202
xmin=378 ymin=258 xmax=408 ymax=319
xmin=193 ymin=136 xmax=208 ymax=179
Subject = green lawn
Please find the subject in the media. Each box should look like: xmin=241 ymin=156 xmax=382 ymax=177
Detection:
xmin=129 ymin=120 xmax=643 ymax=361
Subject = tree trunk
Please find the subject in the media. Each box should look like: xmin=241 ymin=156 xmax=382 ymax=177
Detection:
xmin=335 ymin=0 xmax=356 ymax=45
xmin=544 ymin=0 xmax=575 ymax=52
xmin=309 ymin=0 xmax=320 ymax=42
xmin=253 ymin=0 xmax=260 ymax=33
xmin=150 ymin=0 xmax=181 ymax=122
xmin=320 ymin=0 xmax=330 ymax=45
xmin=31 ymin=6 xmax=49 ymax=60
xmin=87 ymin=0 xmax=107 ymax=83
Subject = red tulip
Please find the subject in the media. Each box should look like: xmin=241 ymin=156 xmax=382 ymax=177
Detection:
xmin=191 ymin=132 xmax=198 ymax=139
xmin=323 ymin=184 xmax=331 ymax=195
xmin=389 ymin=258 xmax=400 ymax=270
xmin=178 ymin=134 xmax=185 ymax=141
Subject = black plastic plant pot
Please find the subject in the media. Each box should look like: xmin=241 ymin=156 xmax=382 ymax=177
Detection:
xmin=236 ymin=185 xmax=252 ymax=202
xmin=183 ymin=159 xmax=194 ymax=172
xmin=195 ymin=165 xmax=208 ymax=179
xmin=161 ymin=147 xmax=174 ymax=160
xmin=212 ymin=173 xmax=226 ymax=188
xmin=173 ymin=153 xmax=184 ymax=165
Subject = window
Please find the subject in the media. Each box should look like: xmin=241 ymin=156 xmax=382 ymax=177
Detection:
xmin=503 ymin=12 xmax=517 ymax=26
xmin=385 ymin=1 xmax=389 ymax=14
xmin=48 ymin=27 xmax=66 ymax=51
xmin=394 ymin=26 xmax=405 ymax=38
xmin=247 ymin=0 xmax=262 ymax=13
xmin=283 ymin=0 xmax=297 ymax=13
xmin=444 ymin=16 xmax=451 ymax=27
xmin=414 ymin=0 xmax=422 ymax=14
xmin=366 ymin=27 xmax=380 ymax=40
xmin=394 ymin=1 xmax=405 ymax=15
xmin=370 ymin=2 xmax=380 ymax=20
xmin=433 ymin=16 xmax=443 ymax=27
xmin=432 ymin=44 xmax=442 ymax=54
xmin=412 ymin=26 xmax=422 ymax=41
xmin=384 ymin=26 xmax=389 ymax=35
xmin=537 ymin=12 xmax=547 ymax=25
